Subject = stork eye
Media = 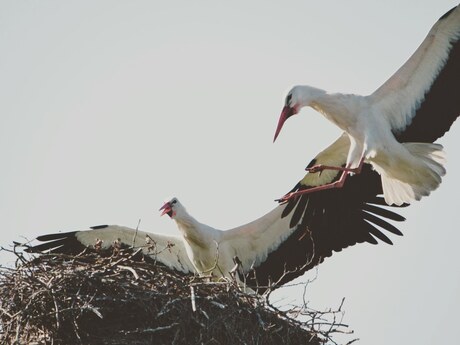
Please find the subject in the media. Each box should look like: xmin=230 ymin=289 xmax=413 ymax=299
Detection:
xmin=285 ymin=94 xmax=292 ymax=105
xmin=171 ymin=199 xmax=177 ymax=204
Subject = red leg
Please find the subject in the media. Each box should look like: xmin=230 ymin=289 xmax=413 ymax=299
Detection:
xmin=279 ymin=158 xmax=365 ymax=203
xmin=278 ymin=170 xmax=349 ymax=202
xmin=306 ymin=159 xmax=364 ymax=174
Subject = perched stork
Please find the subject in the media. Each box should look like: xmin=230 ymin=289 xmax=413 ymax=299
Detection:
xmin=24 ymin=156 xmax=404 ymax=292
xmin=274 ymin=5 xmax=460 ymax=206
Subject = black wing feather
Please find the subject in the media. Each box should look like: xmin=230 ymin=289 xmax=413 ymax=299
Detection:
xmin=395 ymin=32 xmax=460 ymax=143
xmin=364 ymin=221 xmax=393 ymax=245
xmin=291 ymin=194 xmax=309 ymax=227
xmin=362 ymin=204 xmax=406 ymax=222
xmin=362 ymin=211 xmax=404 ymax=236
xmin=25 ymin=232 xmax=85 ymax=254
xmin=250 ymin=164 xmax=404 ymax=291
xmin=35 ymin=231 xmax=80 ymax=242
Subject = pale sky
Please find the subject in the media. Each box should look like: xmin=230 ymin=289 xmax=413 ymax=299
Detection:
xmin=1 ymin=1 xmax=459 ymax=344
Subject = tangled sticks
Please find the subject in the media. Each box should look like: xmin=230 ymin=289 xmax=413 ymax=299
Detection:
xmin=0 ymin=246 xmax=352 ymax=344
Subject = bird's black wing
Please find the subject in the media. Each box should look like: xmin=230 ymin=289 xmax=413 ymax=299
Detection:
xmin=24 ymin=230 xmax=88 ymax=254
xmin=23 ymin=225 xmax=196 ymax=274
xmin=248 ymin=135 xmax=405 ymax=292
xmin=371 ymin=5 xmax=460 ymax=140
xmin=395 ymin=31 xmax=460 ymax=143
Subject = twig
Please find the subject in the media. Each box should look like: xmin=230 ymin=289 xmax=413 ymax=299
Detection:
xmin=0 ymin=246 xmax=352 ymax=344
xmin=123 ymin=323 xmax=180 ymax=334
xmin=132 ymin=218 xmax=142 ymax=248
xmin=51 ymin=289 xmax=60 ymax=330
xmin=190 ymin=286 xmax=197 ymax=312
xmin=117 ymin=265 xmax=139 ymax=280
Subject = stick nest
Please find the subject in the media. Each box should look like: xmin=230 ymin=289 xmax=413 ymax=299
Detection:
xmin=0 ymin=248 xmax=323 ymax=345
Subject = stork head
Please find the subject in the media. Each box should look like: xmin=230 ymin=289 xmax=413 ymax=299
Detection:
xmin=274 ymin=85 xmax=321 ymax=142
xmin=159 ymin=197 xmax=185 ymax=219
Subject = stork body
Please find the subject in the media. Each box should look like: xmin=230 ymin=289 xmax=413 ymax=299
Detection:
xmin=274 ymin=5 xmax=460 ymax=206
xmin=25 ymin=175 xmax=404 ymax=292
xmin=160 ymin=198 xmax=295 ymax=279
xmin=162 ymin=200 xmax=223 ymax=275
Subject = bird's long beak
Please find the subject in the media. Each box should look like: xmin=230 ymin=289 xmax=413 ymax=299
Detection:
xmin=159 ymin=202 xmax=173 ymax=217
xmin=273 ymin=106 xmax=295 ymax=142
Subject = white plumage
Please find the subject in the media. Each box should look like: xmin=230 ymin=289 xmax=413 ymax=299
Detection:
xmin=25 ymin=199 xmax=300 ymax=290
xmin=159 ymin=197 xmax=296 ymax=280
xmin=25 ymin=174 xmax=405 ymax=292
xmin=274 ymin=5 xmax=459 ymax=206
xmin=34 ymin=224 xmax=196 ymax=274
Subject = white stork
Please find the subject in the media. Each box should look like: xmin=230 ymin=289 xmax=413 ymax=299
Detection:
xmin=24 ymin=146 xmax=405 ymax=293
xmin=274 ymin=5 xmax=460 ymax=206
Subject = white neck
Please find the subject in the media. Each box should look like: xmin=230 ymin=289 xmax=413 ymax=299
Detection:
xmin=174 ymin=211 xmax=217 ymax=249
xmin=296 ymin=85 xmax=361 ymax=132
xmin=294 ymin=85 xmax=327 ymax=108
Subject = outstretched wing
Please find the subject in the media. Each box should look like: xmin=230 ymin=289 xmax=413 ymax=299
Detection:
xmin=248 ymin=134 xmax=405 ymax=291
xmin=371 ymin=5 xmax=460 ymax=138
xmin=24 ymin=225 xmax=195 ymax=274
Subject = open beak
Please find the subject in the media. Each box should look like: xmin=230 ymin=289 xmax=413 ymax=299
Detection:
xmin=159 ymin=202 xmax=173 ymax=217
xmin=273 ymin=106 xmax=295 ymax=142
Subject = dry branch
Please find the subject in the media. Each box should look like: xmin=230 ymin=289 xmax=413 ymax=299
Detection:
xmin=0 ymin=246 xmax=353 ymax=344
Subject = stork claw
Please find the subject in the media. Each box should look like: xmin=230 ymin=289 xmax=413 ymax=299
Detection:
xmin=275 ymin=192 xmax=296 ymax=203
xmin=305 ymin=164 xmax=325 ymax=173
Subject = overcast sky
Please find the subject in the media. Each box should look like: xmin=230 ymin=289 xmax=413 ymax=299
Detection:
xmin=1 ymin=1 xmax=459 ymax=344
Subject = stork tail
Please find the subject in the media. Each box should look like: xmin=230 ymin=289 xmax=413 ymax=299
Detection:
xmin=374 ymin=143 xmax=446 ymax=205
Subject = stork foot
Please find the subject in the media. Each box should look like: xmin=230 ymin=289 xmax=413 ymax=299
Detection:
xmin=276 ymin=174 xmax=349 ymax=203
xmin=275 ymin=192 xmax=299 ymax=203
xmin=305 ymin=163 xmax=363 ymax=175
xmin=305 ymin=164 xmax=325 ymax=173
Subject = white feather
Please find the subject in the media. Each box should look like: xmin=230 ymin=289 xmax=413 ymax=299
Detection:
xmin=75 ymin=225 xmax=195 ymax=273
xmin=280 ymin=6 xmax=459 ymax=205
xmin=167 ymin=199 xmax=296 ymax=279
xmin=372 ymin=7 xmax=460 ymax=131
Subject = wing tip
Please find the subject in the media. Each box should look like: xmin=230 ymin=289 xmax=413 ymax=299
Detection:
xmin=439 ymin=5 xmax=457 ymax=21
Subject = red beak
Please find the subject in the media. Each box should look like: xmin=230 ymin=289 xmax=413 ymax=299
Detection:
xmin=159 ymin=202 xmax=172 ymax=217
xmin=273 ymin=106 xmax=295 ymax=142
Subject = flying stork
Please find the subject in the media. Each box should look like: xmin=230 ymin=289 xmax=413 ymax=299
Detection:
xmin=274 ymin=5 xmax=460 ymax=206
xmin=24 ymin=143 xmax=405 ymax=293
